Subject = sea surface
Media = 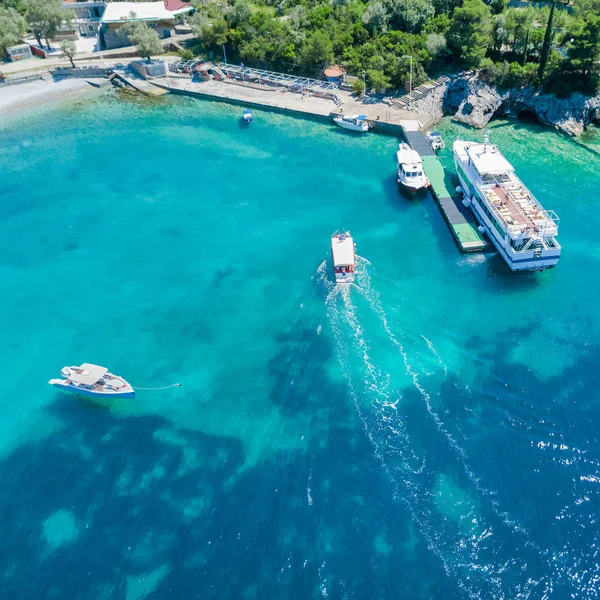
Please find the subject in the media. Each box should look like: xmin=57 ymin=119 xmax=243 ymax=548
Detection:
xmin=0 ymin=90 xmax=599 ymax=600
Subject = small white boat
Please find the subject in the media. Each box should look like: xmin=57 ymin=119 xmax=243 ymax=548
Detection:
xmin=49 ymin=363 xmax=135 ymax=399
xmin=397 ymin=143 xmax=430 ymax=193
xmin=242 ymin=109 xmax=253 ymax=123
xmin=427 ymin=131 xmax=445 ymax=151
xmin=333 ymin=114 xmax=369 ymax=132
xmin=331 ymin=231 xmax=356 ymax=284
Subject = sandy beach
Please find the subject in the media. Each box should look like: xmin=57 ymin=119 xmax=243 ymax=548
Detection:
xmin=0 ymin=78 xmax=104 ymax=120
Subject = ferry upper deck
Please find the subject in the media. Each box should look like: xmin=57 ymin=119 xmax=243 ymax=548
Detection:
xmin=456 ymin=140 xmax=559 ymax=239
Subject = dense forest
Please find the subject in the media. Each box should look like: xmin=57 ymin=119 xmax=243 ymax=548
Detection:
xmin=1 ymin=0 xmax=599 ymax=96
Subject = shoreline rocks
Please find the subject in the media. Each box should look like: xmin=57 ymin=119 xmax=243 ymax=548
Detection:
xmin=409 ymin=74 xmax=600 ymax=136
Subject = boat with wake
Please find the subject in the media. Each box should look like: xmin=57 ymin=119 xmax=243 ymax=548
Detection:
xmin=48 ymin=363 xmax=135 ymax=399
xmin=396 ymin=143 xmax=430 ymax=193
xmin=331 ymin=231 xmax=356 ymax=284
xmin=453 ymin=134 xmax=560 ymax=271
xmin=333 ymin=114 xmax=369 ymax=132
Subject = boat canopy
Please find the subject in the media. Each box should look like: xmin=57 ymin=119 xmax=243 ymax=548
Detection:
xmin=332 ymin=234 xmax=355 ymax=266
xmin=357 ymin=115 xmax=367 ymax=120
xmin=467 ymin=144 xmax=514 ymax=176
xmin=69 ymin=364 xmax=108 ymax=385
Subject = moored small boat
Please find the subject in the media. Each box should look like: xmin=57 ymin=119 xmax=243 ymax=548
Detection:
xmin=48 ymin=363 xmax=135 ymax=399
xmin=396 ymin=143 xmax=430 ymax=193
xmin=427 ymin=131 xmax=445 ymax=151
xmin=331 ymin=231 xmax=356 ymax=284
xmin=242 ymin=109 xmax=253 ymax=123
xmin=333 ymin=114 xmax=369 ymax=132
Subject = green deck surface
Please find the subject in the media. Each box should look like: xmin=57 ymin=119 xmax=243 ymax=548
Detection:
xmin=421 ymin=155 xmax=486 ymax=251
xmin=422 ymin=155 xmax=453 ymax=198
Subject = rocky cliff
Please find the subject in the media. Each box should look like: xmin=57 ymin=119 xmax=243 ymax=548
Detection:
xmin=408 ymin=74 xmax=600 ymax=136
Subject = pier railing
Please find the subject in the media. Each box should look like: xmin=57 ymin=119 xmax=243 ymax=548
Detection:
xmin=218 ymin=63 xmax=339 ymax=92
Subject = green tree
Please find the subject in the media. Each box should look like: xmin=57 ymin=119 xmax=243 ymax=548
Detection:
xmin=426 ymin=32 xmax=448 ymax=58
xmin=0 ymin=6 xmax=26 ymax=57
xmin=189 ymin=10 xmax=209 ymax=38
xmin=60 ymin=38 xmax=76 ymax=67
xmin=227 ymin=0 xmax=251 ymax=28
xmin=201 ymin=18 xmax=228 ymax=49
xmin=302 ymin=30 xmax=333 ymax=67
xmin=389 ymin=0 xmax=434 ymax=33
xmin=352 ymin=77 xmax=365 ymax=95
xmin=565 ymin=13 xmax=600 ymax=88
xmin=362 ymin=1 xmax=388 ymax=33
xmin=24 ymin=0 xmax=72 ymax=48
xmin=122 ymin=18 xmax=163 ymax=60
xmin=366 ymin=67 xmax=391 ymax=92
xmin=448 ymin=0 xmax=493 ymax=67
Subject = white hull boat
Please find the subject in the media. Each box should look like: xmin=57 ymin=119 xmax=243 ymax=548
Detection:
xmin=427 ymin=131 xmax=445 ymax=152
xmin=397 ymin=143 xmax=430 ymax=192
xmin=49 ymin=363 xmax=135 ymax=399
xmin=242 ymin=109 xmax=253 ymax=123
xmin=331 ymin=231 xmax=356 ymax=284
xmin=453 ymin=134 xmax=560 ymax=271
xmin=333 ymin=114 xmax=369 ymax=132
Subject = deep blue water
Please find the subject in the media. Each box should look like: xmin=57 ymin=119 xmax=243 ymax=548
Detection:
xmin=0 ymin=90 xmax=600 ymax=599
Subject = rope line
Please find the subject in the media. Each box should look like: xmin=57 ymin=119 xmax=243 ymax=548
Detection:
xmin=133 ymin=383 xmax=182 ymax=391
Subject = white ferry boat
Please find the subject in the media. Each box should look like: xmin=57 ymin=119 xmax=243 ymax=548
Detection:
xmin=454 ymin=135 xmax=560 ymax=271
xmin=333 ymin=114 xmax=369 ymax=132
xmin=48 ymin=364 xmax=135 ymax=399
xmin=331 ymin=231 xmax=356 ymax=283
xmin=396 ymin=143 xmax=430 ymax=192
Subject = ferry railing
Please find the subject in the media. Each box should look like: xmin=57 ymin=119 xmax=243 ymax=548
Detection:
xmin=488 ymin=174 xmax=558 ymax=236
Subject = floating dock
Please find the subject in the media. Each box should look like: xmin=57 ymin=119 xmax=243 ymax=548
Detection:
xmin=402 ymin=127 xmax=486 ymax=253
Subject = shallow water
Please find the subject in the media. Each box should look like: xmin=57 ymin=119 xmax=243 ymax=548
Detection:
xmin=1 ymin=92 xmax=599 ymax=599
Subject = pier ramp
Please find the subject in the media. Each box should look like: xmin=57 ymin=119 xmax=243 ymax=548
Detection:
xmin=400 ymin=124 xmax=486 ymax=253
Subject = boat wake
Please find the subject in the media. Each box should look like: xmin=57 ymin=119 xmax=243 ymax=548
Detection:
xmin=319 ymin=259 xmax=549 ymax=599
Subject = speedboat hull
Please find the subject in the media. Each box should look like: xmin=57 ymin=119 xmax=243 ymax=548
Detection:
xmin=49 ymin=380 xmax=135 ymax=399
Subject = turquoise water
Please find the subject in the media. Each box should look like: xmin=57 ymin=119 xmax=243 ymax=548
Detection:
xmin=1 ymin=90 xmax=600 ymax=599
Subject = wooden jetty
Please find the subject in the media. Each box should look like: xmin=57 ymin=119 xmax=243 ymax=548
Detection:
xmin=402 ymin=126 xmax=486 ymax=253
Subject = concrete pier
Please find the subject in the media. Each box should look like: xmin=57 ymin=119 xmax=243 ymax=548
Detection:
xmin=401 ymin=125 xmax=486 ymax=252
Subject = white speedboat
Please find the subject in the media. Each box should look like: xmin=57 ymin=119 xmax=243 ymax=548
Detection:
xmin=331 ymin=231 xmax=356 ymax=284
xmin=396 ymin=143 xmax=430 ymax=193
xmin=454 ymin=134 xmax=560 ymax=271
xmin=242 ymin=109 xmax=253 ymax=123
xmin=427 ymin=131 xmax=445 ymax=151
xmin=333 ymin=114 xmax=369 ymax=132
xmin=49 ymin=363 xmax=135 ymax=399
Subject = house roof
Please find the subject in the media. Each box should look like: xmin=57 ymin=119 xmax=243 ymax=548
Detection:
xmin=101 ymin=0 xmax=193 ymax=23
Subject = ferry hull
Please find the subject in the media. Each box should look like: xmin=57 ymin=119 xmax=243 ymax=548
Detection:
xmin=49 ymin=382 xmax=135 ymax=400
xmin=456 ymin=169 xmax=560 ymax=272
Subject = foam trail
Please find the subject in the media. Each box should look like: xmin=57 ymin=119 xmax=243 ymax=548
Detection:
xmin=355 ymin=267 xmax=543 ymax=550
xmin=421 ymin=335 xmax=448 ymax=376
xmin=322 ymin=264 xmax=549 ymax=599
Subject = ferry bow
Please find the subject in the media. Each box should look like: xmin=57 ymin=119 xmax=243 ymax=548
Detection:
xmin=453 ymin=136 xmax=560 ymax=271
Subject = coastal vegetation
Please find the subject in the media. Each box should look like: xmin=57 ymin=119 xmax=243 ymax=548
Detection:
xmin=183 ymin=0 xmax=600 ymax=96
xmin=0 ymin=0 xmax=599 ymax=98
